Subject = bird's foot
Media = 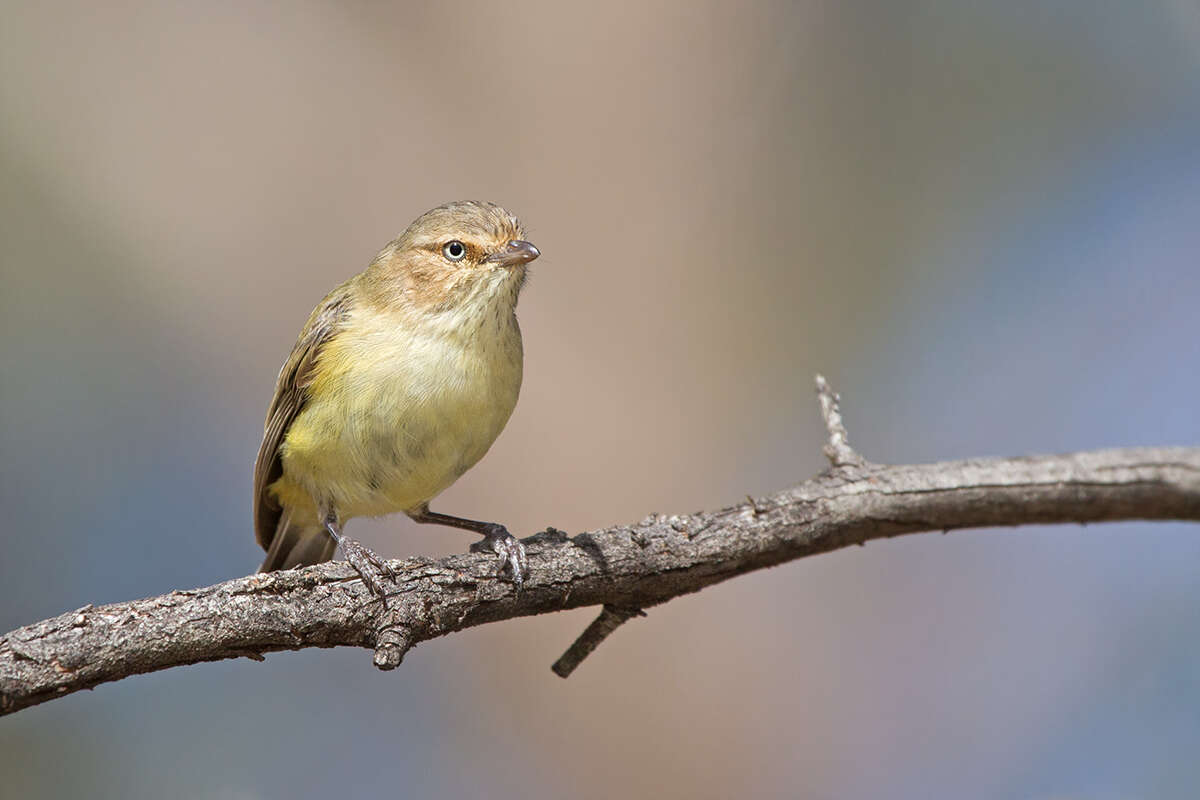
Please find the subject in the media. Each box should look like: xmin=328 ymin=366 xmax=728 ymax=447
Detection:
xmin=339 ymin=536 xmax=395 ymax=597
xmin=470 ymin=524 xmax=527 ymax=589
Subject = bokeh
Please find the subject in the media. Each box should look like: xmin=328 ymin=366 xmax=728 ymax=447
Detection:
xmin=2 ymin=2 xmax=1199 ymax=798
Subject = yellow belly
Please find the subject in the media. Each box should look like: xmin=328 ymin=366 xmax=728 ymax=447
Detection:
xmin=270 ymin=307 xmax=522 ymax=521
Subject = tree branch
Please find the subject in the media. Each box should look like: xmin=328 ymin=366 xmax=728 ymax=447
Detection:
xmin=3 ymin=377 xmax=1198 ymax=716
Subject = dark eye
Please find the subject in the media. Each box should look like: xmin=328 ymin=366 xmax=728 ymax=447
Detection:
xmin=442 ymin=240 xmax=467 ymax=262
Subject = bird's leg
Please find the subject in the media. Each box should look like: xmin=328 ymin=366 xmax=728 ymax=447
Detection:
xmin=409 ymin=506 xmax=527 ymax=588
xmin=323 ymin=510 xmax=394 ymax=597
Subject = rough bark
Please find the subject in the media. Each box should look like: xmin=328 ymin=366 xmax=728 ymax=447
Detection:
xmin=2 ymin=378 xmax=1197 ymax=716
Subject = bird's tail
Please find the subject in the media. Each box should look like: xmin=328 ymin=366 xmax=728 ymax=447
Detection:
xmin=259 ymin=509 xmax=338 ymax=572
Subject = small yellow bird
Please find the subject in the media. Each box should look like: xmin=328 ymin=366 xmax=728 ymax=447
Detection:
xmin=253 ymin=201 xmax=539 ymax=590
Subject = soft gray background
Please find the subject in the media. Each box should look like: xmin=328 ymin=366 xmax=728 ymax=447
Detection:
xmin=2 ymin=2 xmax=1198 ymax=798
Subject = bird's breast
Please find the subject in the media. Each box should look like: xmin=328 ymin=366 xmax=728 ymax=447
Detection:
xmin=276 ymin=306 xmax=523 ymax=518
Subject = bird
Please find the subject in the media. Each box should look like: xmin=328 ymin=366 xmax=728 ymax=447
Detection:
xmin=253 ymin=201 xmax=539 ymax=592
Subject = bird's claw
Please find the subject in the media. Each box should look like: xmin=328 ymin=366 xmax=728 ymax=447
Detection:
xmin=471 ymin=525 xmax=527 ymax=589
xmin=339 ymin=537 xmax=395 ymax=597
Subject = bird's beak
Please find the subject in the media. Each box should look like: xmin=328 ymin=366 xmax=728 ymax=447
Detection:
xmin=484 ymin=240 xmax=540 ymax=268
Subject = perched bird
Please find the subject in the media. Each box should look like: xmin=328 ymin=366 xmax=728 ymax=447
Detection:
xmin=253 ymin=201 xmax=539 ymax=591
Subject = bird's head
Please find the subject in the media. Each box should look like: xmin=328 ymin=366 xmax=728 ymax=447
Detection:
xmin=367 ymin=201 xmax=539 ymax=316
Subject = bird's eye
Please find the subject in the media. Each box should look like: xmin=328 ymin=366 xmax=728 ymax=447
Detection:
xmin=442 ymin=240 xmax=467 ymax=262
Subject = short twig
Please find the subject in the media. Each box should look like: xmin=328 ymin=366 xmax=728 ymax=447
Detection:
xmin=551 ymin=605 xmax=647 ymax=678
xmin=815 ymin=374 xmax=864 ymax=468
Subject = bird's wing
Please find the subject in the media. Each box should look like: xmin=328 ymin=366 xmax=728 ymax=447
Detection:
xmin=253 ymin=286 xmax=352 ymax=551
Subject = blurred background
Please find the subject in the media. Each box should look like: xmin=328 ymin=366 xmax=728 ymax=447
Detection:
xmin=2 ymin=1 xmax=1198 ymax=797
